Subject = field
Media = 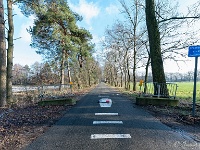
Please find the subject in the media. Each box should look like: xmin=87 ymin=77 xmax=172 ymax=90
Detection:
xmin=175 ymin=82 xmax=200 ymax=102
xmin=128 ymin=82 xmax=200 ymax=102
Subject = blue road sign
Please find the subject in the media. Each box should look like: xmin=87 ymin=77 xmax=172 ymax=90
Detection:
xmin=188 ymin=45 xmax=200 ymax=116
xmin=188 ymin=45 xmax=200 ymax=57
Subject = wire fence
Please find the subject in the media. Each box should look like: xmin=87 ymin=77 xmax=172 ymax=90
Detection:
xmin=139 ymin=82 xmax=178 ymax=99
xmin=38 ymin=84 xmax=73 ymax=100
xmin=12 ymin=84 xmax=73 ymax=106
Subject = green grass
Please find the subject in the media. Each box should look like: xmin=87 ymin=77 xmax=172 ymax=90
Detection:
xmin=122 ymin=82 xmax=200 ymax=102
xmin=176 ymin=82 xmax=200 ymax=102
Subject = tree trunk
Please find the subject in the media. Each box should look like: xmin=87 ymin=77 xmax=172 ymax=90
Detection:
xmin=59 ymin=48 xmax=65 ymax=91
xmin=132 ymin=67 xmax=136 ymax=91
xmin=0 ymin=0 xmax=7 ymax=107
xmin=67 ymin=59 xmax=71 ymax=83
xmin=114 ymin=67 xmax=118 ymax=87
xmin=127 ymin=58 xmax=130 ymax=90
xmin=77 ymin=67 xmax=82 ymax=88
xmin=7 ymin=0 xmax=14 ymax=104
xmin=120 ymin=69 xmax=123 ymax=87
xmin=110 ymin=69 xmax=113 ymax=86
xmin=145 ymin=0 xmax=168 ymax=96
xmin=132 ymin=0 xmax=138 ymax=91
xmin=88 ymin=70 xmax=91 ymax=87
xmin=144 ymin=55 xmax=150 ymax=93
xmin=124 ymin=70 xmax=127 ymax=89
xmin=132 ymin=46 xmax=136 ymax=91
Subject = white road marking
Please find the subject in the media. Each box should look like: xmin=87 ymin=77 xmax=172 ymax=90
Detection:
xmin=93 ymin=97 xmax=130 ymax=140
xmin=99 ymin=103 xmax=112 ymax=107
xmin=99 ymin=98 xmax=112 ymax=103
xmin=93 ymin=121 xmax=123 ymax=124
xmin=98 ymin=95 xmax=109 ymax=97
xmin=95 ymin=113 xmax=118 ymax=116
xmin=91 ymin=134 xmax=131 ymax=139
xmin=99 ymin=98 xmax=112 ymax=107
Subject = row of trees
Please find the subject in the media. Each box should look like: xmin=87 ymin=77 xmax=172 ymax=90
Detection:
xmin=12 ymin=61 xmax=101 ymax=86
xmin=134 ymin=71 xmax=200 ymax=83
xmin=103 ymin=0 xmax=200 ymax=92
xmin=0 ymin=0 xmax=101 ymax=107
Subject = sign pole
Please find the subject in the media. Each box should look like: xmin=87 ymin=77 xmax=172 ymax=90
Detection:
xmin=192 ymin=57 xmax=198 ymax=117
xmin=188 ymin=46 xmax=200 ymax=117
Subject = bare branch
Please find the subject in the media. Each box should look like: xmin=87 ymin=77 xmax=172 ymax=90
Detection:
xmin=159 ymin=16 xmax=200 ymax=23
xmin=14 ymin=37 xmax=22 ymax=40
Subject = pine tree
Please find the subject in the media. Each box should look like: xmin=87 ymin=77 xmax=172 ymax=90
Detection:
xmin=25 ymin=0 xmax=93 ymax=89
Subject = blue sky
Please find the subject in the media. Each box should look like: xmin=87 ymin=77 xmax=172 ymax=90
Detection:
xmin=11 ymin=0 xmax=123 ymax=66
xmin=7 ymin=0 xmax=200 ymax=73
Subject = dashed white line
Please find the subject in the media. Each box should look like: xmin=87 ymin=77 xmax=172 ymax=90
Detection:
xmin=91 ymin=134 xmax=131 ymax=139
xmin=98 ymin=95 xmax=110 ymax=97
xmin=95 ymin=113 xmax=118 ymax=116
xmin=93 ymin=121 xmax=123 ymax=124
xmin=99 ymin=103 xmax=112 ymax=107
xmin=92 ymin=97 xmax=131 ymax=140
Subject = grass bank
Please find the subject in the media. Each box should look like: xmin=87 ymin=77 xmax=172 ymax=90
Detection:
xmin=116 ymin=82 xmax=200 ymax=102
xmin=176 ymin=82 xmax=200 ymax=102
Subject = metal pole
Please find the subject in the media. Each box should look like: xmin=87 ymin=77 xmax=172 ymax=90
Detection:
xmin=192 ymin=57 xmax=198 ymax=117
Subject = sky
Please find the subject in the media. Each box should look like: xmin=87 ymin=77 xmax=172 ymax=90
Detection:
xmin=7 ymin=0 xmax=200 ymax=73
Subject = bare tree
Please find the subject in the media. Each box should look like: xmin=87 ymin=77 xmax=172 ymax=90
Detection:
xmin=0 ymin=0 xmax=7 ymax=107
xmin=156 ymin=1 xmax=200 ymax=65
xmin=120 ymin=0 xmax=144 ymax=91
xmin=145 ymin=0 xmax=166 ymax=84
xmin=145 ymin=0 xmax=200 ymax=96
xmin=12 ymin=64 xmax=24 ymax=84
xmin=103 ymin=22 xmax=133 ymax=90
xmin=6 ymin=0 xmax=14 ymax=104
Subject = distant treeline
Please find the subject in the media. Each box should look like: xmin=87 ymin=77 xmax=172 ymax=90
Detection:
xmin=137 ymin=71 xmax=198 ymax=82
xmin=12 ymin=61 xmax=101 ymax=87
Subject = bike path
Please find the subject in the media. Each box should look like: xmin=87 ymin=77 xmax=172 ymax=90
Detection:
xmin=24 ymin=83 xmax=199 ymax=150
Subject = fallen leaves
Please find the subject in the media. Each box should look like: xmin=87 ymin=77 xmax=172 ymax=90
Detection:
xmin=0 ymin=85 xmax=95 ymax=150
xmin=0 ymin=105 xmax=70 ymax=150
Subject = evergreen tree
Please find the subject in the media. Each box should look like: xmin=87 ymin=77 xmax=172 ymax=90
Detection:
xmin=25 ymin=0 xmax=93 ymax=89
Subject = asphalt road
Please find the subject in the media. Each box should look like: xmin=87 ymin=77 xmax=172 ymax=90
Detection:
xmin=24 ymin=83 xmax=200 ymax=150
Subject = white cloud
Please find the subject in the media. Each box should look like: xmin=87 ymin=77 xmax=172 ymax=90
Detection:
xmin=92 ymin=34 xmax=102 ymax=44
xmin=69 ymin=0 xmax=100 ymax=24
xmin=13 ymin=4 xmax=24 ymax=18
xmin=19 ymin=15 xmax=35 ymax=43
xmin=13 ymin=50 xmax=42 ymax=66
xmin=91 ymin=35 xmax=106 ymax=66
xmin=105 ymin=4 xmax=119 ymax=15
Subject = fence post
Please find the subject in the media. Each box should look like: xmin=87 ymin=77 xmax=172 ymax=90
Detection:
xmin=157 ymin=84 xmax=160 ymax=98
